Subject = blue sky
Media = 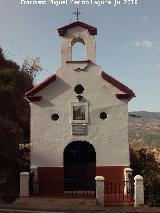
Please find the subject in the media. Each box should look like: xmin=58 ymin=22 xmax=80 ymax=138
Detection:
xmin=0 ymin=0 xmax=160 ymax=112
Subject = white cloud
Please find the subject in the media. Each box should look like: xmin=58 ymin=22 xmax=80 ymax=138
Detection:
xmin=142 ymin=16 xmax=148 ymax=21
xmin=134 ymin=40 xmax=153 ymax=48
xmin=133 ymin=62 xmax=140 ymax=66
xmin=123 ymin=44 xmax=130 ymax=48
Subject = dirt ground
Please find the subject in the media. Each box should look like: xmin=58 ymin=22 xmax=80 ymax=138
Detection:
xmin=0 ymin=198 xmax=160 ymax=213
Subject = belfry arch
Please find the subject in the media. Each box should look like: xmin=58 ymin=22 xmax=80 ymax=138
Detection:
xmin=71 ymin=38 xmax=86 ymax=61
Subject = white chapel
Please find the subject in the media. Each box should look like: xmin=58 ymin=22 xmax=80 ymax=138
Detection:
xmin=25 ymin=20 xmax=135 ymax=195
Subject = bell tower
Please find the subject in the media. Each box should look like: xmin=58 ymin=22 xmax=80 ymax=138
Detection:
xmin=57 ymin=21 xmax=97 ymax=66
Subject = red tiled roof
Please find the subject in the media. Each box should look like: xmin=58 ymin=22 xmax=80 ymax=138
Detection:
xmin=25 ymin=74 xmax=56 ymax=97
xmin=57 ymin=21 xmax=97 ymax=36
xmin=25 ymin=71 xmax=135 ymax=102
xmin=25 ymin=96 xmax=42 ymax=102
xmin=101 ymin=71 xmax=135 ymax=100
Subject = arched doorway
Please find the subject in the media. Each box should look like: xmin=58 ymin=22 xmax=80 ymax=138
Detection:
xmin=64 ymin=141 xmax=96 ymax=190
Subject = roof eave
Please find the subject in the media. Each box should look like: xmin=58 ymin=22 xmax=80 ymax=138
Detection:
xmin=116 ymin=93 xmax=136 ymax=101
xmin=57 ymin=21 xmax=97 ymax=36
xmin=25 ymin=96 xmax=42 ymax=102
xmin=25 ymin=74 xmax=56 ymax=96
xmin=101 ymin=71 xmax=135 ymax=96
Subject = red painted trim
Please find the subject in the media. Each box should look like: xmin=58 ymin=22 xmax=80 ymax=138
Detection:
xmin=25 ymin=70 xmax=135 ymax=102
xmin=38 ymin=167 xmax=64 ymax=179
xmin=25 ymin=74 xmax=56 ymax=96
xmin=66 ymin=60 xmax=91 ymax=64
xmin=96 ymin=166 xmax=126 ymax=182
xmin=101 ymin=71 xmax=135 ymax=100
xmin=116 ymin=94 xmax=135 ymax=100
xmin=26 ymin=96 xmax=42 ymax=102
xmin=38 ymin=167 xmax=64 ymax=195
xmin=57 ymin=21 xmax=97 ymax=36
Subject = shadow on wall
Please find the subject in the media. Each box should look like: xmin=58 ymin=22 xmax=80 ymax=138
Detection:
xmin=35 ymin=76 xmax=71 ymax=108
xmin=31 ymin=148 xmax=63 ymax=168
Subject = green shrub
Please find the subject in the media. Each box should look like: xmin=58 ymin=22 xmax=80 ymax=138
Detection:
xmin=130 ymin=147 xmax=160 ymax=206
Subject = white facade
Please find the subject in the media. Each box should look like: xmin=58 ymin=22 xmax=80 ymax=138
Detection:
xmin=26 ymin=22 xmax=135 ymax=179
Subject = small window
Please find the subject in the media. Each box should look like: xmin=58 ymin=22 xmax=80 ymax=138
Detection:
xmin=100 ymin=112 xmax=108 ymax=120
xmin=74 ymin=84 xmax=84 ymax=94
xmin=51 ymin=114 xmax=59 ymax=121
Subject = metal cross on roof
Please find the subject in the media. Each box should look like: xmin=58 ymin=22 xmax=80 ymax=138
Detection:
xmin=72 ymin=8 xmax=81 ymax=21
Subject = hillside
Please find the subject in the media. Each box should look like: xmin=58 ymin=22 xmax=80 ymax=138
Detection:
xmin=129 ymin=111 xmax=160 ymax=148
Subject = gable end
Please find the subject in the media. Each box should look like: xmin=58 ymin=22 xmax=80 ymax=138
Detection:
xmin=25 ymin=74 xmax=56 ymax=98
xmin=101 ymin=71 xmax=135 ymax=100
